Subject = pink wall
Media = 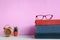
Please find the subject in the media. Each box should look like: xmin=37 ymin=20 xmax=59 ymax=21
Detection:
xmin=0 ymin=0 xmax=60 ymax=36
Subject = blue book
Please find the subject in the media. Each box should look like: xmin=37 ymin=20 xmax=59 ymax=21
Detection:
xmin=35 ymin=33 xmax=60 ymax=38
xmin=35 ymin=25 xmax=60 ymax=38
xmin=36 ymin=25 xmax=60 ymax=33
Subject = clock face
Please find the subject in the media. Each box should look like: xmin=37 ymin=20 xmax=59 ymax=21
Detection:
xmin=5 ymin=29 xmax=11 ymax=35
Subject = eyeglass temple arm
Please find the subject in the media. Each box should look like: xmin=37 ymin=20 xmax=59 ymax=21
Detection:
xmin=49 ymin=15 xmax=53 ymax=19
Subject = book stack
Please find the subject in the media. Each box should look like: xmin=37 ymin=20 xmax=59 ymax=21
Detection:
xmin=35 ymin=20 xmax=60 ymax=38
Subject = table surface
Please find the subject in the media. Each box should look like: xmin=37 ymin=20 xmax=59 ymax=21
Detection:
xmin=0 ymin=35 xmax=60 ymax=40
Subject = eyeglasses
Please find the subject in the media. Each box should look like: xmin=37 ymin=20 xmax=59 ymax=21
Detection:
xmin=36 ymin=14 xmax=53 ymax=20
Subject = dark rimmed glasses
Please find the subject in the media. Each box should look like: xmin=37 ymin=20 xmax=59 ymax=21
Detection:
xmin=36 ymin=14 xmax=53 ymax=20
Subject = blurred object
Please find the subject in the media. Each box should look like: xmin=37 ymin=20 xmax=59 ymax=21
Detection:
xmin=3 ymin=25 xmax=12 ymax=37
xmin=14 ymin=26 xmax=18 ymax=36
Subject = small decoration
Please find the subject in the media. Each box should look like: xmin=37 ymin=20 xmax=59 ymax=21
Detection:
xmin=3 ymin=25 xmax=12 ymax=37
xmin=14 ymin=26 xmax=18 ymax=36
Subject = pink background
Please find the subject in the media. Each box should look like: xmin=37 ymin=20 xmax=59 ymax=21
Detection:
xmin=0 ymin=0 xmax=60 ymax=36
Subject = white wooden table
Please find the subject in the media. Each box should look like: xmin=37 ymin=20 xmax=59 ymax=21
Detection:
xmin=0 ymin=35 xmax=60 ymax=40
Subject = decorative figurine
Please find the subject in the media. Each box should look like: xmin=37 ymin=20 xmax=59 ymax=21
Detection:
xmin=14 ymin=26 xmax=18 ymax=36
xmin=3 ymin=25 xmax=12 ymax=37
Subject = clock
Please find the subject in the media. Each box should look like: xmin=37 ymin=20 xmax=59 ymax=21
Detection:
xmin=3 ymin=25 xmax=12 ymax=37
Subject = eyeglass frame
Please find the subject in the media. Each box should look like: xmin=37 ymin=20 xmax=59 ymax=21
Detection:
xmin=36 ymin=14 xmax=53 ymax=20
